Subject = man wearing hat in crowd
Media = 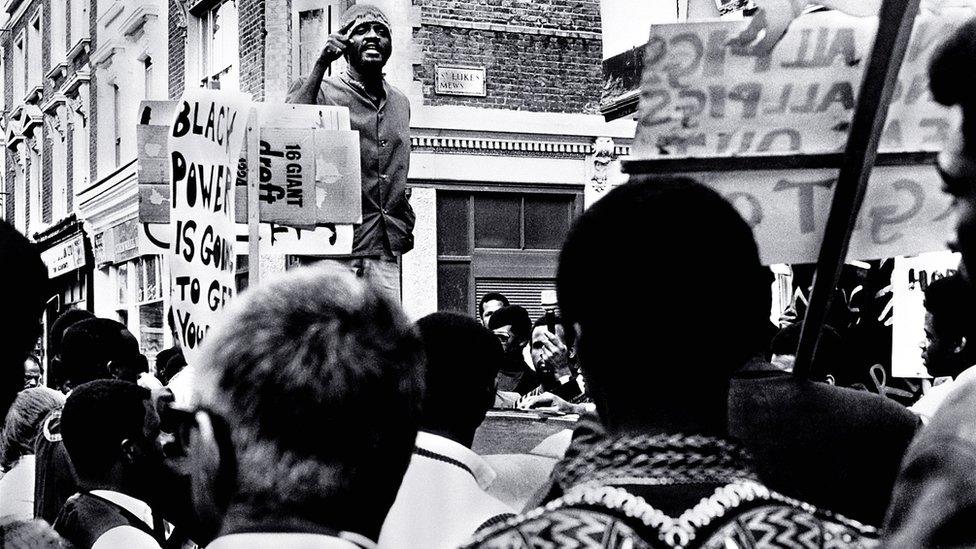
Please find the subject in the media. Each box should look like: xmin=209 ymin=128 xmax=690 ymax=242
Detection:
xmin=287 ymin=3 xmax=414 ymax=302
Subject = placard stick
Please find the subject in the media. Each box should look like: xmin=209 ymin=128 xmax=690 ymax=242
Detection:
xmin=247 ymin=108 xmax=261 ymax=288
xmin=793 ymin=0 xmax=921 ymax=379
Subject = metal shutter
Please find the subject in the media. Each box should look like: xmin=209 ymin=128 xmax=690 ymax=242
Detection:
xmin=476 ymin=279 xmax=557 ymax=323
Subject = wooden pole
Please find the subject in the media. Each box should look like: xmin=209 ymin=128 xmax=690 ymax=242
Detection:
xmin=246 ymin=109 xmax=261 ymax=289
xmin=793 ymin=0 xmax=921 ymax=378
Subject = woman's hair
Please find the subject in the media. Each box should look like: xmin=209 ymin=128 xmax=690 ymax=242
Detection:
xmin=1 ymin=387 xmax=65 ymax=471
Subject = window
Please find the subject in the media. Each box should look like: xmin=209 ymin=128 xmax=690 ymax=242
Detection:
xmin=71 ymin=98 xmax=90 ymax=190
xmin=293 ymin=0 xmax=346 ymax=79
xmin=143 ymin=57 xmax=153 ymax=99
xmin=70 ymin=0 xmax=89 ymax=46
xmin=28 ymin=143 xmax=41 ymax=230
xmin=50 ymin=0 xmax=66 ymax=63
xmin=200 ymin=0 xmax=239 ymax=91
xmin=13 ymin=35 xmax=24 ymax=100
xmin=28 ymin=12 xmax=42 ymax=93
xmin=436 ymin=189 xmax=579 ymax=315
xmin=14 ymin=155 xmax=26 ymax=232
xmin=112 ymin=84 xmax=121 ymax=167
xmin=51 ymin=114 xmax=68 ymax=219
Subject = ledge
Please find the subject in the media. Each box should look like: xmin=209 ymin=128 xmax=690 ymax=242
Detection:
xmin=97 ymin=0 xmax=124 ymax=29
xmin=61 ymin=68 xmax=91 ymax=96
xmin=41 ymin=93 xmax=67 ymax=114
xmin=21 ymin=104 xmax=43 ymax=135
xmin=67 ymin=37 xmax=92 ymax=63
xmin=24 ymin=85 xmax=43 ymax=105
xmin=92 ymin=40 xmax=125 ymax=68
xmin=9 ymin=103 xmax=24 ymax=121
xmin=120 ymin=2 xmax=159 ymax=37
xmin=46 ymin=61 xmax=68 ymax=83
xmin=4 ymin=0 xmax=23 ymax=16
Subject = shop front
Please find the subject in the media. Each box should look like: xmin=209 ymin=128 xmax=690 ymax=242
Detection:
xmin=34 ymin=216 xmax=93 ymax=369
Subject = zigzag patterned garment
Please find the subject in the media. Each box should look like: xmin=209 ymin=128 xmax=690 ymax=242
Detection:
xmin=462 ymin=434 xmax=878 ymax=548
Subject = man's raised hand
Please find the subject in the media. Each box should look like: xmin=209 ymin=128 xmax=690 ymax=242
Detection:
xmin=320 ymin=20 xmax=355 ymax=64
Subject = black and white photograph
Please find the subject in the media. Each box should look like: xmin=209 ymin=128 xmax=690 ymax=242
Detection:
xmin=0 ymin=0 xmax=974 ymax=547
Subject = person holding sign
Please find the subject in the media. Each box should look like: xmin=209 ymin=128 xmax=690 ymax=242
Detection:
xmin=287 ymin=4 xmax=415 ymax=301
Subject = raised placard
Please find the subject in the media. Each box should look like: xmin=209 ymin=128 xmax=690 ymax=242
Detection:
xmin=633 ymin=8 xmax=973 ymax=158
xmin=168 ymin=89 xmax=251 ymax=360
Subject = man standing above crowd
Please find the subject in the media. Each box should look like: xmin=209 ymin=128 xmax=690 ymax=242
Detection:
xmin=287 ymin=4 xmax=415 ymax=301
xmin=182 ymin=267 xmax=424 ymax=548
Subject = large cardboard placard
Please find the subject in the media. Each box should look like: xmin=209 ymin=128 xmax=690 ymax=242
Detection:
xmin=685 ymin=164 xmax=952 ymax=265
xmin=168 ymin=89 xmax=251 ymax=360
xmin=254 ymin=128 xmax=317 ymax=228
xmin=140 ymin=100 xmax=362 ymax=226
xmin=891 ymin=251 xmax=961 ymax=378
xmin=139 ymin=222 xmax=354 ymax=256
xmin=633 ymin=8 xmax=974 ymax=158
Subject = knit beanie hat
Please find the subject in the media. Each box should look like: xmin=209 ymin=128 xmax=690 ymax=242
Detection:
xmin=338 ymin=4 xmax=391 ymax=36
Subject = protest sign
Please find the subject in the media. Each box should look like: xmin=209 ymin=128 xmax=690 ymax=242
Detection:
xmin=891 ymin=251 xmax=960 ymax=378
xmin=234 ymin=103 xmax=362 ymax=224
xmin=632 ymin=8 xmax=973 ymax=158
xmin=684 ymin=163 xmax=953 ymax=265
xmin=141 ymin=100 xmax=362 ymax=226
xmin=168 ymin=89 xmax=251 ymax=360
xmin=139 ymin=222 xmax=354 ymax=256
xmin=253 ymin=128 xmax=317 ymax=228
xmin=137 ymin=101 xmax=178 ymax=223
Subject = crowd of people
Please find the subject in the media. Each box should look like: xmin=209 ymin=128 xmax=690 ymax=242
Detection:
xmin=5 ymin=3 xmax=976 ymax=549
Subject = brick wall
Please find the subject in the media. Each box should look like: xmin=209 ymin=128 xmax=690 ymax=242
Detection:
xmin=89 ymin=0 xmax=96 ymax=186
xmin=41 ymin=0 xmax=51 ymax=224
xmin=239 ymin=0 xmax=266 ymax=100
xmin=4 ymin=28 xmax=13 ymax=222
xmin=414 ymin=0 xmax=603 ymax=113
xmin=168 ymin=0 xmax=186 ymax=99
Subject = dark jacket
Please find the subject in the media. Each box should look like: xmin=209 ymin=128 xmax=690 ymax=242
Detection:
xmin=53 ymin=492 xmax=163 ymax=549
xmin=729 ymin=370 xmax=921 ymax=527
xmin=884 ymin=377 xmax=976 ymax=548
xmin=287 ymin=72 xmax=414 ymax=258
xmin=34 ymin=410 xmax=78 ymax=525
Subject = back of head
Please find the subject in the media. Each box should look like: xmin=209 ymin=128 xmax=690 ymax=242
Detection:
xmin=61 ymin=318 xmax=143 ymax=388
xmin=923 ymin=273 xmax=976 ymax=377
xmin=479 ymin=292 xmax=509 ymax=315
xmin=0 ymin=221 xmax=49 ymax=423
xmin=1 ymin=387 xmax=65 ymax=470
xmin=416 ymin=312 xmax=503 ymax=444
xmin=924 ymin=273 xmax=974 ymax=340
xmin=557 ymin=176 xmax=769 ymax=420
xmin=195 ymin=266 xmax=424 ymax=535
xmin=487 ymin=305 xmax=531 ymax=342
xmin=47 ymin=309 xmax=95 ymax=389
xmin=60 ymin=380 xmax=150 ymax=484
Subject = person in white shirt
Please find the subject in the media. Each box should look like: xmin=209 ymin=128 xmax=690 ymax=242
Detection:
xmin=177 ymin=265 xmax=424 ymax=549
xmin=379 ymin=313 xmax=514 ymax=548
xmin=0 ymin=387 xmax=65 ymax=520
xmin=910 ymin=273 xmax=976 ymax=423
xmin=53 ymin=380 xmax=169 ymax=549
